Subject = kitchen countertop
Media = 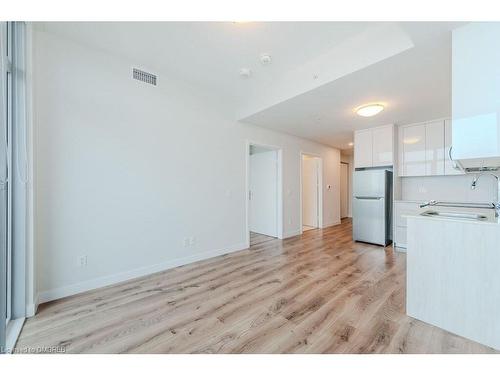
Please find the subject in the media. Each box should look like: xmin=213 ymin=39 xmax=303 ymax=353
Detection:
xmin=394 ymin=200 xmax=423 ymax=203
xmin=404 ymin=212 xmax=500 ymax=226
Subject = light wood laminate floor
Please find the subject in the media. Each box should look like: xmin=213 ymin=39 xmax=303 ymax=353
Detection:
xmin=250 ymin=232 xmax=276 ymax=246
xmin=16 ymin=219 xmax=497 ymax=353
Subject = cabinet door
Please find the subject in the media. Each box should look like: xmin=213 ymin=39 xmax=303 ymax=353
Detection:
xmin=394 ymin=226 xmax=407 ymax=249
xmin=425 ymin=120 xmax=445 ymax=176
xmin=372 ymin=125 xmax=393 ymax=167
xmin=398 ymin=126 xmax=405 ymax=176
xmin=402 ymin=124 xmax=426 ymax=176
xmin=444 ymin=119 xmax=464 ymax=175
xmin=354 ymin=129 xmax=373 ymax=168
xmin=452 ymin=23 xmax=500 ymax=164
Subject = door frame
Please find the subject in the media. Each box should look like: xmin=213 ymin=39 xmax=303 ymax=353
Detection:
xmin=340 ymin=161 xmax=349 ymax=219
xmin=245 ymin=140 xmax=283 ymax=247
xmin=299 ymin=151 xmax=323 ymax=234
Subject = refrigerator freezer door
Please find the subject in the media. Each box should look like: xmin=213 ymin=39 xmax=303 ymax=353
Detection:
xmin=353 ymin=196 xmax=386 ymax=245
xmin=353 ymin=169 xmax=387 ymax=198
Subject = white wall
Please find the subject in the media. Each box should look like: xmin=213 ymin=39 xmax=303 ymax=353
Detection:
xmin=33 ymin=30 xmax=341 ymax=302
xmin=401 ymin=174 xmax=497 ymax=203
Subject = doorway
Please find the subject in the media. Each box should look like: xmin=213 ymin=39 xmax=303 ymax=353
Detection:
xmin=301 ymin=153 xmax=322 ymax=233
xmin=340 ymin=162 xmax=349 ymax=219
xmin=247 ymin=143 xmax=282 ymax=246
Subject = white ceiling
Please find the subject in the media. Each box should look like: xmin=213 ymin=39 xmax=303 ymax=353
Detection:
xmin=37 ymin=21 xmax=463 ymax=150
xmin=242 ymin=28 xmax=454 ymax=149
xmin=36 ymin=22 xmax=374 ymax=102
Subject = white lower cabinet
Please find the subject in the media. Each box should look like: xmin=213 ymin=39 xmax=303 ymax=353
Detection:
xmin=394 ymin=226 xmax=408 ymax=249
xmin=394 ymin=201 xmax=424 ymax=249
xmin=394 ymin=201 xmax=495 ymax=250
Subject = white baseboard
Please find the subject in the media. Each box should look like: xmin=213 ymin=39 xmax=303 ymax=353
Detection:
xmin=283 ymin=229 xmax=302 ymax=238
xmin=322 ymin=220 xmax=341 ymax=228
xmin=5 ymin=318 xmax=25 ymax=353
xmin=394 ymin=244 xmax=407 ymax=253
xmin=26 ymin=293 xmax=39 ymax=317
xmin=38 ymin=241 xmax=248 ymax=304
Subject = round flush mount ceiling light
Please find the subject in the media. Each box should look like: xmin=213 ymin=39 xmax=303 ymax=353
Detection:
xmin=239 ymin=68 xmax=252 ymax=79
xmin=355 ymin=103 xmax=385 ymax=117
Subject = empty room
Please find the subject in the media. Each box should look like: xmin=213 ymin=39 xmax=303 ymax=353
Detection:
xmin=2 ymin=1 xmax=500 ymax=373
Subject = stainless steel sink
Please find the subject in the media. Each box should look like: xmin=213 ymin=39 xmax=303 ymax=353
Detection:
xmin=420 ymin=210 xmax=488 ymax=221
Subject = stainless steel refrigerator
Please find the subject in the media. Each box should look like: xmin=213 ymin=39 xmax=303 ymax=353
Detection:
xmin=353 ymin=169 xmax=392 ymax=246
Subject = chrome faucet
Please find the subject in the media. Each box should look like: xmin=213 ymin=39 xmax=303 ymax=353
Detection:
xmin=419 ymin=200 xmax=437 ymax=208
xmin=471 ymin=172 xmax=500 ymax=217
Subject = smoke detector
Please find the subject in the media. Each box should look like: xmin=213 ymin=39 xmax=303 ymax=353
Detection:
xmin=239 ymin=68 xmax=252 ymax=79
xmin=260 ymin=53 xmax=272 ymax=65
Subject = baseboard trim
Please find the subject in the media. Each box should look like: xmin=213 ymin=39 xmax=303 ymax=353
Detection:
xmin=39 ymin=241 xmax=248 ymax=304
xmin=322 ymin=220 xmax=341 ymax=229
xmin=283 ymin=229 xmax=302 ymax=238
xmin=26 ymin=293 xmax=39 ymax=317
xmin=5 ymin=318 xmax=25 ymax=353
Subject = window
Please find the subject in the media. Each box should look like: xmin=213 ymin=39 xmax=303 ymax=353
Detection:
xmin=0 ymin=21 xmax=11 ymax=354
xmin=1 ymin=21 xmax=28 ymax=354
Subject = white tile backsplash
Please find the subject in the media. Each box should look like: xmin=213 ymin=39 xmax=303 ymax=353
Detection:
xmin=401 ymin=174 xmax=497 ymax=203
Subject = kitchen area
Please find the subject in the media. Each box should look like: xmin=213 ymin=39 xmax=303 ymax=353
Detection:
xmin=352 ymin=22 xmax=500 ymax=351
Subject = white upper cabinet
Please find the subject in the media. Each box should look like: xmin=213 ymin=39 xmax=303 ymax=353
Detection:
xmin=354 ymin=125 xmax=394 ymax=169
xmin=444 ymin=119 xmax=464 ymax=175
xmin=452 ymin=23 xmax=500 ymax=170
xmin=425 ymin=121 xmax=445 ymax=176
xmin=401 ymin=124 xmax=426 ymax=176
xmin=354 ymin=129 xmax=373 ymax=168
xmin=398 ymin=119 xmax=454 ymax=177
xmin=372 ymin=125 xmax=394 ymax=167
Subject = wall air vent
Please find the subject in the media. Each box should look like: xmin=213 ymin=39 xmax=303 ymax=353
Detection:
xmin=132 ymin=68 xmax=157 ymax=86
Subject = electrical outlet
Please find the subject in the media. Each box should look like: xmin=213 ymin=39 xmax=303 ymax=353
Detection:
xmin=288 ymin=218 xmax=292 ymax=225
xmin=77 ymin=255 xmax=88 ymax=268
xmin=183 ymin=238 xmax=190 ymax=247
xmin=189 ymin=236 xmax=196 ymax=246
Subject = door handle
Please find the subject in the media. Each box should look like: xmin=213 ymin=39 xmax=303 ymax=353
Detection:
xmin=355 ymin=196 xmax=383 ymax=200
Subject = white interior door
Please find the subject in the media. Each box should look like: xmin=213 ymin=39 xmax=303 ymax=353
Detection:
xmin=340 ymin=163 xmax=349 ymax=218
xmin=302 ymin=156 xmax=319 ymax=228
xmin=249 ymin=150 xmax=278 ymax=237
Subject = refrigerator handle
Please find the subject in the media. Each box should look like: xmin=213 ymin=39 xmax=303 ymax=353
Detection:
xmin=354 ymin=196 xmax=383 ymax=200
